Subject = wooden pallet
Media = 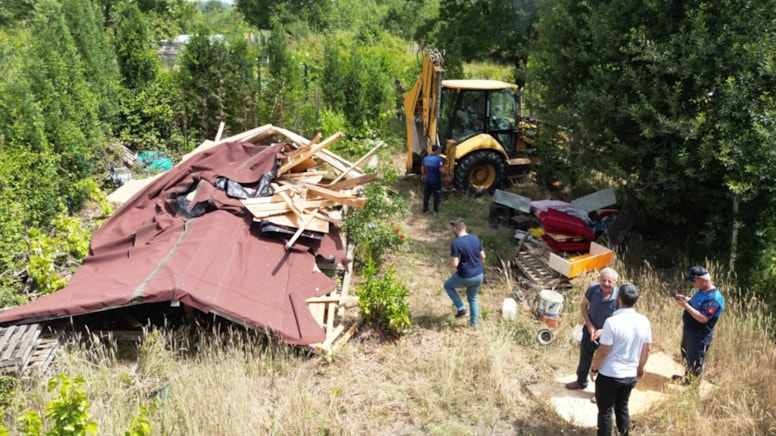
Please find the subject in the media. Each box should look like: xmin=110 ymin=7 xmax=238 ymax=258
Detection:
xmin=0 ymin=324 xmax=59 ymax=376
xmin=514 ymin=250 xmax=557 ymax=284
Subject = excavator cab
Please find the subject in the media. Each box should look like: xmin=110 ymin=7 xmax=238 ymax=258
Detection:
xmin=405 ymin=50 xmax=538 ymax=194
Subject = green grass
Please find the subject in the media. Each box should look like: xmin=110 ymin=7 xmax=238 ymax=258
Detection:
xmin=3 ymin=159 xmax=775 ymax=435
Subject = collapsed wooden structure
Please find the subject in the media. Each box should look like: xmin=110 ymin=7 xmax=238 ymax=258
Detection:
xmin=0 ymin=125 xmax=381 ymax=373
xmin=117 ymin=124 xmax=381 ymax=355
xmin=192 ymin=125 xmax=379 ymax=354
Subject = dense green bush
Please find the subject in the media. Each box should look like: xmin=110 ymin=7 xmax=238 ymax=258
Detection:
xmin=356 ymin=258 xmax=411 ymax=336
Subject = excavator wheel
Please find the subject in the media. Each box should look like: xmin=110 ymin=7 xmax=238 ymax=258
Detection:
xmin=454 ymin=150 xmax=506 ymax=195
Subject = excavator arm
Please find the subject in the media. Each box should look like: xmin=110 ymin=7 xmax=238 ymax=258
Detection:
xmin=404 ymin=49 xmax=445 ymax=174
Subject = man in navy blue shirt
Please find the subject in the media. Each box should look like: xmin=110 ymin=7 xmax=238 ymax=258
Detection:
xmin=673 ymin=265 xmax=724 ymax=383
xmin=421 ymin=145 xmax=449 ymax=214
xmin=444 ymin=218 xmax=486 ymax=326
xmin=566 ymin=268 xmax=620 ymax=396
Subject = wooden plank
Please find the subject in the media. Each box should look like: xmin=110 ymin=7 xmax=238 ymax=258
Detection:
xmin=328 ymin=318 xmax=362 ymax=352
xmin=308 ymin=302 xmax=327 ymax=328
xmin=321 ymin=324 xmax=345 ymax=349
xmin=285 ymin=208 xmax=321 ymax=249
xmin=307 ymin=294 xmax=344 ymax=303
xmin=1 ymin=324 xmax=31 ymax=360
xmin=245 ymin=203 xmax=334 ymax=220
xmin=324 ymin=301 xmax=337 ymax=341
xmin=219 ymin=123 xmax=275 ymax=144
xmin=270 ymin=183 xmax=305 ymax=219
xmin=326 ymin=173 xmax=380 ymax=192
xmin=301 ymin=183 xmax=366 ymax=208
xmin=215 ymin=121 xmax=225 ymax=142
xmin=0 ymin=358 xmax=21 ymax=369
xmin=338 ymin=242 xmax=355 ymax=317
xmin=327 ymin=141 xmax=383 ymax=185
xmin=271 ymin=127 xmax=363 ymax=178
xmin=0 ymin=327 xmax=16 ymax=352
xmin=278 ymin=132 xmax=340 ymax=174
xmin=26 ymin=337 xmax=59 ymax=374
xmin=17 ymin=324 xmax=41 ymax=367
xmin=277 ymin=172 xmax=327 ymax=185
xmin=265 ymin=211 xmax=330 ymax=233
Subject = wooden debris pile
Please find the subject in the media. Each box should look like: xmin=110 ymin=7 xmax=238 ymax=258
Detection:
xmin=186 ymin=124 xmax=381 ymax=354
xmin=105 ymin=124 xmax=383 ymax=354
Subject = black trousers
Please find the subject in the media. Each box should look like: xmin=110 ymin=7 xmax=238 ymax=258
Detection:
xmin=595 ymin=373 xmax=637 ymax=436
xmin=423 ymin=179 xmax=442 ymax=213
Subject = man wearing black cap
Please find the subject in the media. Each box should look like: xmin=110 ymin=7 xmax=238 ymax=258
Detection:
xmin=673 ymin=265 xmax=724 ymax=383
xmin=420 ymin=145 xmax=449 ymax=214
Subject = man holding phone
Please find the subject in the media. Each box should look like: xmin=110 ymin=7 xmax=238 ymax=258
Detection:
xmin=673 ymin=266 xmax=724 ymax=384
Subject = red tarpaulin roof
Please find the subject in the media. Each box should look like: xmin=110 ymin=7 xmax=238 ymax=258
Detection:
xmin=0 ymin=141 xmax=347 ymax=345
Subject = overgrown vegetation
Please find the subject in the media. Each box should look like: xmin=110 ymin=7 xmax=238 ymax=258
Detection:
xmin=1 ymin=176 xmax=774 ymax=433
xmin=1 ymin=0 xmax=776 ymax=433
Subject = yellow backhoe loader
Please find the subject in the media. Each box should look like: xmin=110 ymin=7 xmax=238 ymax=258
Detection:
xmin=404 ymin=49 xmax=538 ymax=194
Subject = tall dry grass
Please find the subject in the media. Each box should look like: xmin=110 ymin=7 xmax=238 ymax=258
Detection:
xmin=3 ymin=172 xmax=775 ymax=435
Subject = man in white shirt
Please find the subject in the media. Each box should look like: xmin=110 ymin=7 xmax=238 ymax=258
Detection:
xmin=589 ymin=283 xmax=652 ymax=436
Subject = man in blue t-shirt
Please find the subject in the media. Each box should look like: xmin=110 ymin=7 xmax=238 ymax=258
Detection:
xmin=443 ymin=218 xmax=486 ymax=326
xmin=566 ymin=267 xmax=620 ymax=394
xmin=421 ymin=145 xmax=449 ymax=214
xmin=673 ymin=265 xmax=724 ymax=383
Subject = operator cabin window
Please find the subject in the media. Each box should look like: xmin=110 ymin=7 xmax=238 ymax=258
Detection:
xmin=489 ymin=90 xmax=517 ymax=131
xmin=457 ymin=93 xmax=485 ymax=133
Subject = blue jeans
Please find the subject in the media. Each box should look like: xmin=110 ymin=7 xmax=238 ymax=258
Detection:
xmin=595 ymin=373 xmax=637 ymax=436
xmin=444 ymin=272 xmax=483 ymax=325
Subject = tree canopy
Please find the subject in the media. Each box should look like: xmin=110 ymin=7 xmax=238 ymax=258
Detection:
xmin=531 ymin=0 xmax=776 ymax=288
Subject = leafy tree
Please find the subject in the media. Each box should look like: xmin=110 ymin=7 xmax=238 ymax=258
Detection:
xmin=0 ymin=0 xmax=34 ymax=27
xmin=530 ymin=0 xmax=776 ymax=292
xmin=220 ymin=38 xmax=260 ymax=134
xmin=415 ymin=0 xmax=537 ymax=82
xmin=235 ymin=0 xmax=330 ymax=30
xmin=259 ymin=22 xmax=307 ymax=129
xmin=62 ymin=0 xmax=121 ymax=126
xmin=177 ymin=31 xmax=229 ymax=140
xmin=137 ymin=0 xmax=199 ymax=39
xmin=114 ymin=2 xmax=159 ymax=90
xmin=24 ymin=0 xmax=107 ymax=196
xmin=380 ymin=0 xmax=440 ymax=41
xmin=321 ymin=38 xmax=347 ymax=113
xmin=117 ymin=72 xmax=185 ymax=151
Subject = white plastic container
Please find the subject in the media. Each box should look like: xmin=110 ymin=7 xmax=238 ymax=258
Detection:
xmin=537 ymin=290 xmax=564 ymax=317
xmin=501 ymin=298 xmax=517 ymax=320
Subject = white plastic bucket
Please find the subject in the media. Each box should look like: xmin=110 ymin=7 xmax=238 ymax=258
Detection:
xmin=502 ymin=298 xmax=517 ymax=320
xmin=537 ymin=290 xmax=564 ymax=317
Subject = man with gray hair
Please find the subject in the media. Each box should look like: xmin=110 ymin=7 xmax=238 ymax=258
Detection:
xmin=566 ymin=267 xmax=620 ymax=399
xmin=673 ymin=265 xmax=724 ymax=383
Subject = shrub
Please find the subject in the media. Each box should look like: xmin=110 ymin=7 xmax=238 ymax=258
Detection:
xmin=17 ymin=374 xmax=98 ymax=436
xmin=356 ymin=258 xmax=411 ymax=336
xmin=342 ymin=168 xmax=408 ymax=263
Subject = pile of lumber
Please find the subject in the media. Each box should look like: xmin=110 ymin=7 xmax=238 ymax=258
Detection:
xmin=109 ymin=124 xmax=383 ymax=354
xmin=235 ymin=126 xmax=382 ymax=249
xmin=169 ymin=124 xmax=381 ymax=249
xmin=205 ymin=125 xmax=380 ymax=353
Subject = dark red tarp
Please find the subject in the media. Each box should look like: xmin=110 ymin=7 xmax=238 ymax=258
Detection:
xmin=0 ymin=141 xmax=347 ymax=345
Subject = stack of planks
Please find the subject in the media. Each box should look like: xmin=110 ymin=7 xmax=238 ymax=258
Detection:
xmin=180 ymin=124 xmax=382 ymax=250
xmin=0 ymin=324 xmax=59 ymax=376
